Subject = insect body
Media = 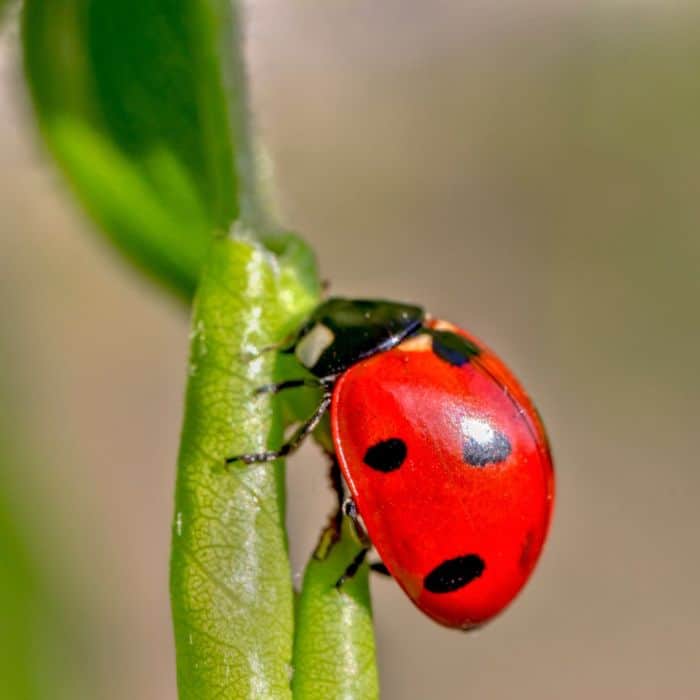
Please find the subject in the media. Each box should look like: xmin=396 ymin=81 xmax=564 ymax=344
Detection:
xmin=229 ymin=298 xmax=554 ymax=630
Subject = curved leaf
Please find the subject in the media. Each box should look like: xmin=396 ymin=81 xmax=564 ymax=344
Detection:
xmin=22 ymin=0 xmax=241 ymax=298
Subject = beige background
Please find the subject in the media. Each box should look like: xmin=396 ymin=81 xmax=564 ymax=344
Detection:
xmin=1 ymin=1 xmax=699 ymax=698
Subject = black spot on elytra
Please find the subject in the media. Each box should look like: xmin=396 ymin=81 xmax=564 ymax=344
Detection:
xmin=424 ymin=554 xmax=485 ymax=593
xmin=430 ymin=330 xmax=480 ymax=367
xmin=363 ymin=438 xmax=407 ymax=472
xmin=463 ymin=430 xmax=512 ymax=467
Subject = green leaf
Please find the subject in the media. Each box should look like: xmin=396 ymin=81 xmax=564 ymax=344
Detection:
xmin=292 ymin=519 xmax=379 ymax=700
xmin=171 ymin=235 xmax=318 ymax=699
xmin=22 ymin=0 xmax=243 ymax=299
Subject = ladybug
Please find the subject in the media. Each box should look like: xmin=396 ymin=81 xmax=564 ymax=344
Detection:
xmin=228 ymin=298 xmax=554 ymax=630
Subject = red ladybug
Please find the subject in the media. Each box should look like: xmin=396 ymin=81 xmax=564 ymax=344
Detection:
xmin=228 ymin=298 xmax=554 ymax=630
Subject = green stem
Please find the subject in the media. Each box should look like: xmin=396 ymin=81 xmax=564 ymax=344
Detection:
xmin=292 ymin=520 xmax=379 ymax=699
xmin=170 ymin=235 xmax=317 ymax=698
xmin=220 ymin=0 xmax=276 ymax=233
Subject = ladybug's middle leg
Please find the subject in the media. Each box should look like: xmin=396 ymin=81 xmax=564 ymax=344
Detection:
xmin=225 ymin=392 xmax=332 ymax=466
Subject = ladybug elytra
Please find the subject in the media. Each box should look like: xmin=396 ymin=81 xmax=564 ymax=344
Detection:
xmin=228 ymin=298 xmax=554 ymax=630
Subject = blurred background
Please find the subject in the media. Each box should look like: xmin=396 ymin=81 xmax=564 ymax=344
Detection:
xmin=1 ymin=1 xmax=699 ymax=698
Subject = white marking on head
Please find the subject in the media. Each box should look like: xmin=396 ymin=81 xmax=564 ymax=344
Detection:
xmin=397 ymin=334 xmax=432 ymax=352
xmin=432 ymin=319 xmax=459 ymax=333
xmin=295 ymin=323 xmax=335 ymax=368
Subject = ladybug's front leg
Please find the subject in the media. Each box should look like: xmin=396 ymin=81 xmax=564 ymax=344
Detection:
xmin=225 ymin=392 xmax=332 ymax=465
xmin=253 ymin=376 xmax=333 ymax=396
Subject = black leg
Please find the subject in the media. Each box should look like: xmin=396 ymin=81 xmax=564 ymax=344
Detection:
xmin=334 ymin=495 xmax=374 ymax=588
xmin=225 ymin=393 xmax=332 ymax=466
xmin=253 ymin=378 xmax=326 ymax=396
xmin=342 ymin=497 xmax=358 ymax=520
xmin=326 ymin=454 xmax=345 ymax=535
xmin=342 ymin=497 xmax=371 ymax=545
xmin=335 ymin=547 xmax=370 ymax=589
xmin=370 ymin=561 xmax=391 ymax=577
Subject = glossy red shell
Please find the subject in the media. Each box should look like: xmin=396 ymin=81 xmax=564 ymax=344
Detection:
xmin=330 ymin=320 xmax=554 ymax=629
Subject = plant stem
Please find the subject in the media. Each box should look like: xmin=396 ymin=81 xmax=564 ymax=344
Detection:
xmin=170 ymin=235 xmax=317 ymax=698
xmin=292 ymin=520 xmax=379 ymax=699
xmin=220 ymin=0 xmax=277 ymax=234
